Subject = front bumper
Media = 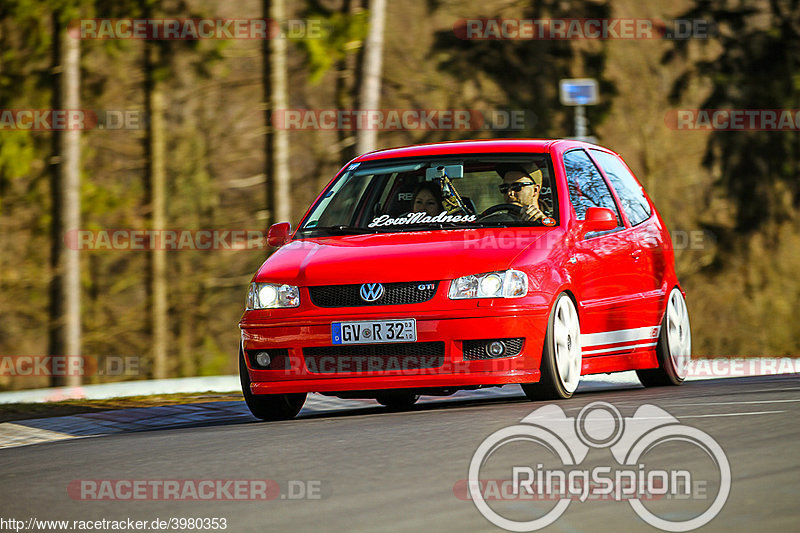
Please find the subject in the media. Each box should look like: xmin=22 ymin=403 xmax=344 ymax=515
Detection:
xmin=240 ymin=310 xmax=548 ymax=395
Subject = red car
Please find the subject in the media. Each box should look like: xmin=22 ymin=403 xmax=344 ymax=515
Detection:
xmin=239 ymin=139 xmax=691 ymax=420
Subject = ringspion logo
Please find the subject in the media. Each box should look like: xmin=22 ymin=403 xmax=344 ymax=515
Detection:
xmin=465 ymin=401 xmax=730 ymax=531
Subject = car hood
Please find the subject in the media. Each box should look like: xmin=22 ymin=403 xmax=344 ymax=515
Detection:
xmin=255 ymin=228 xmax=559 ymax=285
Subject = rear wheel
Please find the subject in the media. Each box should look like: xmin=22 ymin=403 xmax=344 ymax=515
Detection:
xmin=239 ymin=348 xmax=306 ymax=421
xmin=637 ymin=287 xmax=691 ymax=387
xmin=375 ymin=391 xmax=420 ymax=410
xmin=522 ymin=293 xmax=582 ymax=401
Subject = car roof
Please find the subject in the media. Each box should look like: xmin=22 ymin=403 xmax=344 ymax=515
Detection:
xmin=352 ymin=138 xmax=613 ymax=162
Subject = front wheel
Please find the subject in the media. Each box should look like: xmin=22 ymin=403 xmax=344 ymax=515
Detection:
xmin=522 ymin=293 xmax=582 ymax=401
xmin=637 ymin=287 xmax=691 ymax=387
xmin=239 ymin=348 xmax=306 ymax=421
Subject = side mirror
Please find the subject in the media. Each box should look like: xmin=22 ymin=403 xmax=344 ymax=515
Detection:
xmin=581 ymin=207 xmax=617 ymax=237
xmin=267 ymin=222 xmax=291 ymax=247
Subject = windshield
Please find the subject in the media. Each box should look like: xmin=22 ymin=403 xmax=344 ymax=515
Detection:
xmin=298 ymin=155 xmax=558 ymax=236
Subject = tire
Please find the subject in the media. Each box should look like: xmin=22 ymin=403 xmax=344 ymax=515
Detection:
xmin=239 ymin=348 xmax=306 ymax=421
xmin=375 ymin=391 xmax=420 ymax=410
xmin=637 ymin=287 xmax=691 ymax=387
xmin=522 ymin=292 xmax=582 ymax=401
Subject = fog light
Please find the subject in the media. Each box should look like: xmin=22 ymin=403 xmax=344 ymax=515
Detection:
xmin=486 ymin=341 xmax=506 ymax=357
xmin=254 ymin=351 xmax=271 ymax=368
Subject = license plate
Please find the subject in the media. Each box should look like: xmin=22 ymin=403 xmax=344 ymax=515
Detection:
xmin=332 ymin=319 xmax=416 ymax=345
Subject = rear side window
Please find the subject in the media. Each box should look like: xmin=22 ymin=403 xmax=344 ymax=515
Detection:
xmin=563 ymin=149 xmax=622 ymax=226
xmin=590 ymin=150 xmax=652 ymax=226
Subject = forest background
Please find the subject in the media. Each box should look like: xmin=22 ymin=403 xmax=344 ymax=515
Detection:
xmin=1 ymin=0 xmax=798 ymax=390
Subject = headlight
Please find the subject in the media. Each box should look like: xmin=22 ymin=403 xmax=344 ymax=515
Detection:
xmin=448 ymin=270 xmax=528 ymax=299
xmin=246 ymin=282 xmax=300 ymax=309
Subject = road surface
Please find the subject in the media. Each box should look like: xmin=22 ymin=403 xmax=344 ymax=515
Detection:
xmin=1 ymin=375 xmax=798 ymax=532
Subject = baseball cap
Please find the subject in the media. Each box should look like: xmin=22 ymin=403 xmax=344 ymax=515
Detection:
xmin=496 ymin=162 xmax=542 ymax=186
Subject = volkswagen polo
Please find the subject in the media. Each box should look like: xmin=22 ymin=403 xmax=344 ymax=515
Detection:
xmin=238 ymin=139 xmax=691 ymax=420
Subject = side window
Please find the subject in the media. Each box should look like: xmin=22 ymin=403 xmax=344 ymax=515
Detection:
xmin=563 ymin=149 xmax=622 ymax=225
xmin=590 ymin=150 xmax=652 ymax=226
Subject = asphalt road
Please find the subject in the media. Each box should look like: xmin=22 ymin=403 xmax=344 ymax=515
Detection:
xmin=1 ymin=375 xmax=798 ymax=533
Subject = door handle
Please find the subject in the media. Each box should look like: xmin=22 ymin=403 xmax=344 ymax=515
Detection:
xmin=631 ymin=250 xmax=643 ymax=262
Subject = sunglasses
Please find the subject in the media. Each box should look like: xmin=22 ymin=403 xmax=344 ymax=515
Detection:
xmin=499 ymin=182 xmax=536 ymax=194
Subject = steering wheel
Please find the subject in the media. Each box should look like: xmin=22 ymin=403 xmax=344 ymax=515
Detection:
xmin=478 ymin=203 xmax=524 ymax=221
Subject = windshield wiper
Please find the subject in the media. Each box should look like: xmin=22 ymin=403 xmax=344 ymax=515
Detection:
xmin=297 ymin=225 xmax=379 ymax=235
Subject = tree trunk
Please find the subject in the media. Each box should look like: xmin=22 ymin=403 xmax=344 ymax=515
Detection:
xmin=145 ymin=41 xmax=168 ymax=379
xmin=355 ymin=0 xmax=386 ymax=155
xmin=49 ymin=12 xmax=82 ymax=388
xmin=335 ymin=0 xmax=363 ymax=162
xmin=177 ymin=254 xmax=195 ymax=377
xmin=264 ymin=0 xmax=291 ymax=225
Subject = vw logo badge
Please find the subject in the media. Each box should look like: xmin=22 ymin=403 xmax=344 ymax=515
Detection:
xmin=359 ymin=283 xmax=385 ymax=302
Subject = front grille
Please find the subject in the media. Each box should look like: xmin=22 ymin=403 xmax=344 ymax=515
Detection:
xmin=302 ymin=342 xmax=445 ymax=373
xmin=308 ymin=281 xmax=439 ymax=307
xmin=463 ymin=338 xmax=525 ymax=360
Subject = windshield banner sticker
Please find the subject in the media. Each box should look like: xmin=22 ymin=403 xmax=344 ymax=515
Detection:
xmin=368 ymin=212 xmax=478 ymax=227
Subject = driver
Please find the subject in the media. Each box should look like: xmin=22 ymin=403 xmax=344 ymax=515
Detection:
xmin=497 ymin=163 xmax=545 ymax=222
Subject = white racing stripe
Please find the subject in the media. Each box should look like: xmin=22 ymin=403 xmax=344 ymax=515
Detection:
xmin=580 ymin=325 xmax=661 ymax=355
xmin=581 ymin=325 xmax=661 ymax=348
xmin=582 ymin=341 xmax=658 ymax=356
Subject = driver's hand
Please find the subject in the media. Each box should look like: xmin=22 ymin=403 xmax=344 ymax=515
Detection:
xmin=522 ymin=204 xmax=545 ymax=222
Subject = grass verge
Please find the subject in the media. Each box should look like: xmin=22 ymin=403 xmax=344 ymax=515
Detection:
xmin=0 ymin=392 xmax=244 ymax=423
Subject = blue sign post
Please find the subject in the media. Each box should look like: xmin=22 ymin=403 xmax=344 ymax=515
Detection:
xmin=559 ymin=78 xmax=598 ymax=142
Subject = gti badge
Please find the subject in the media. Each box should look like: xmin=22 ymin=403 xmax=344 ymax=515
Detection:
xmin=359 ymin=283 xmax=385 ymax=302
